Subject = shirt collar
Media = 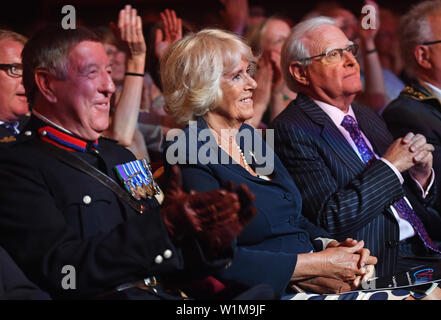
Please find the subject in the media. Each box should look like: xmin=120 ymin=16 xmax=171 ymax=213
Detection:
xmin=422 ymin=81 xmax=441 ymax=102
xmin=312 ymin=99 xmax=356 ymax=127
xmin=32 ymin=111 xmax=99 ymax=152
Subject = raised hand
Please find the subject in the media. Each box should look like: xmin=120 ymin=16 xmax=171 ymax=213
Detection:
xmin=109 ymin=5 xmax=146 ymax=73
xmin=269 ymin=50 xmax=284 ymax=94
xmin=155 ymin=9 xmax=182 ymax=60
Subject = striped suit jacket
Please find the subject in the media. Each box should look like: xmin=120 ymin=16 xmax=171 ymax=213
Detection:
xmin=270 ymin=93 xmax=439 ymax=276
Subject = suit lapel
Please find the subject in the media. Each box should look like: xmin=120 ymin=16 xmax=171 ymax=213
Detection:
xmin=296 ymin=94 xmax=365 ymax=175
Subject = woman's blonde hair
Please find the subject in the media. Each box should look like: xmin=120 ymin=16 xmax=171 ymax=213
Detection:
xmin=160 ymin=28 xmax=256 ymax=125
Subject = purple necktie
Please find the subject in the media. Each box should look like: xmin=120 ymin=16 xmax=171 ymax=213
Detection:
xmin=341 ymin=115 xmax=441 ymax=254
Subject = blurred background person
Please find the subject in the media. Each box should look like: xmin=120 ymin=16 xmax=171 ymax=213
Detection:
xmin=244 ymin=16 xmax=296 ymax=128
xmin=383 ymin=0 xmax=441 ymax=216
xmin=0 ymin=29 xmax=28 ymax=139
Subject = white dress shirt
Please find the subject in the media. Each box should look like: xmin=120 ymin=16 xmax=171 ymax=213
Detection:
xmin=313 ymin=100 xmax=436 ymax=241
xmin=423 ymin=81 xmax=441 ymax=103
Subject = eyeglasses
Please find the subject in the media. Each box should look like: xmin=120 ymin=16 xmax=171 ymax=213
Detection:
xmin=422 ymin=40 xmax=441 ymax=46
xmin=297 ymin=44 xmax=359 ymax=64
xmin=0 ymin=63 xmax=23 ymax=78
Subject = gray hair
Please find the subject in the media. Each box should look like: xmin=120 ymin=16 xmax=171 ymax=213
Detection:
xmin=400 ymin=0 xmax=441 ymax=78
xmin=281 ymin=16 xmax=336 ymax=92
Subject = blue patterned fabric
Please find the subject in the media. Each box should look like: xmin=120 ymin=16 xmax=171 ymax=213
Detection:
xmin=0 ymin=122 xmax=19 ymax=135
xmin=341 ymin=115 xmax=441 ymax=254
xmin=284 ymin=288 xmax=411 ymax=300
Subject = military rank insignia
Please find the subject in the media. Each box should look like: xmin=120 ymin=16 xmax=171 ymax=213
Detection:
xmin=402 ymin=85 xmax=433 ymax=101
xmin=0 ymin=136 xmax=16 ymax=143
xmin=114 ymin=159 xmax=160 ymax=200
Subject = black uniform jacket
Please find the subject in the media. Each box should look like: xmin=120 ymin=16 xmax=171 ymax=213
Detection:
xmin=383 ymin=82 xmax=441 ymax=212
xmin=0 ymin=116 xmax=231 ymax=299
xmin=0 ymin=245 xmax=51 ymax=300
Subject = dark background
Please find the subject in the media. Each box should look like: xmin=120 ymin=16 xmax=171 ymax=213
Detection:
xmin=0 ymin=0 xmax=424 ymax=37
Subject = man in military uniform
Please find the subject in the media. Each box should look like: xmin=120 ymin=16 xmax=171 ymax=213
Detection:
xmin=0 ymin=26 xmax=259 ymax=300
xmin=0 ymin=29 xmax=29 ymax=141
xmin=383 ymin=1 xmax=441 ymax=221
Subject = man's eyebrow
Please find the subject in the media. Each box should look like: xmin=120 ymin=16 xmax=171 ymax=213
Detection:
xmin=324 ymin=41 xmax=354 ymax=52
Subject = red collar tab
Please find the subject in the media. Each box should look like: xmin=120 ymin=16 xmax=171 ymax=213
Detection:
xmin=38 ymin=126 xmax=99 ymax=152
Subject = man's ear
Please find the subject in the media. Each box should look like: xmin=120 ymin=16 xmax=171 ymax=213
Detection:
xmin=414 ymin=45 xmax=432 ymax=70
xmin=289 ymin=62 xmax=309 ymax=86
xmin=34 ymin=69 xmax=58 ymax=104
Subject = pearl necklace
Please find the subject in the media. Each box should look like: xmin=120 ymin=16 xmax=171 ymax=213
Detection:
xmin=235 ymin=143 xmax=250 ymax=172
xmin=206 ymin=121 xmax=255 ymax=175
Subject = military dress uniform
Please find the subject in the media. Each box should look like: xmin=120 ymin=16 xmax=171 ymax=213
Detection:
xmin=383 ymin=82 xmax=441 ymax=234
xmin=0 ymin=115 xmax=232 ymax=299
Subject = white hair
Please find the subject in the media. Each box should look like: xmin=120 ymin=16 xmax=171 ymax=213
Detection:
xmin=400 ymin=0 xmax=441 ymax=78
xmin=281 ymin=16 xmax=336 ymax=92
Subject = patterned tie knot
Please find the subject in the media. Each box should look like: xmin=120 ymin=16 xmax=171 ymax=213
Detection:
xmin=341 ymin=115 xmax=360 ymax=135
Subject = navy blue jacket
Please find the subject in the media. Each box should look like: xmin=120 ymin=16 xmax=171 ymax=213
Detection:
xmin=165 ymin=117 xmax=330 ymax=297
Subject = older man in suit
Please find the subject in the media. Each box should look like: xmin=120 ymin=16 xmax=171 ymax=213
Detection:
xmin=271 ymin=17 xmax=441 ymax=278
xmin=0 ymin=29 xmax=28 ymax=140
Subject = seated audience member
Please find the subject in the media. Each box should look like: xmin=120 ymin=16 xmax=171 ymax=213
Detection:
xmin=375 ymin=9 xmax=404 ymax=79
xmin=219 ymin=0 xmax=249 ymax=36
xmin=245 ymin=16 xmax=296 ymax=128
xmin=161 ymin=28 xmax=439 ymax=300
xmin=0 ymin=25 xmax=260 ymax=300
xmin=0 ymin=29 xmax=28 ymax=139
xmin=142 ymin=8 xmax=187 ymax=159
xmin=0 ymin=246 xmax=50 ymax=300
xmin=271 ymin=17 xmax=441 ymax=281
xmin=383 ymin=0 xmax=441 ymax=214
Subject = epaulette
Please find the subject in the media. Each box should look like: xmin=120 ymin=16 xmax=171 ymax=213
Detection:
xmin=401 ymin=85 xmax=436 ymax=101
xmin=0 ymin=130 xmax=35 ymax=147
